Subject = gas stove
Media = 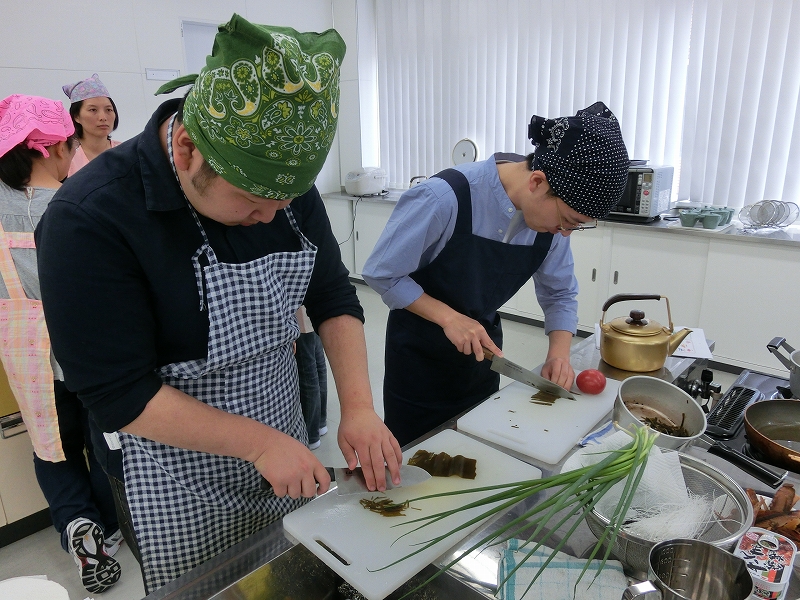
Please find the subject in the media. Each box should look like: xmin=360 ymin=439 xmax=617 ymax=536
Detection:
xmin=684 ymin=369 xmax=800 ymax=492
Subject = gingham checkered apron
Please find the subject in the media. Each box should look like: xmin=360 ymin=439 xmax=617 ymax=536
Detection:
xmin=119 ymin=200 xmax=316 ymax=592
xmin=0 ymin=215 xmax=63 ymax=461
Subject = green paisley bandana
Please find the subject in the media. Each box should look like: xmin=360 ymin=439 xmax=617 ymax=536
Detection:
xmin=156 ymin=14 xmax=345 ymax=199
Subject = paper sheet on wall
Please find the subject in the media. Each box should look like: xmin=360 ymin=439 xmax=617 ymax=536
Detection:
xmin=670 ymin=327 xmax=713 ymax=359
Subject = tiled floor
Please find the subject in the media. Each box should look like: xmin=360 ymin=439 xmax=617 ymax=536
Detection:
xmin=0 ymin=283 xmax=736 ymax=599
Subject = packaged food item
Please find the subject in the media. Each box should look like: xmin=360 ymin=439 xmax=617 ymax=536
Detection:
xmin=734 ymin=526 xmax=797 ymax=600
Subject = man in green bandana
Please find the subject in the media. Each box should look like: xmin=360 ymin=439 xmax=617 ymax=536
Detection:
xmin=36 ymin=14 xmax=402 ymax=592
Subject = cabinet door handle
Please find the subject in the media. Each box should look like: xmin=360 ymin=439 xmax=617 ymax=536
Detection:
xmin=613 ymin=270 xmax=619 ymax=285
xmin=355 ymin=231 xmax=359 ymax=241
xmin=591 ymin=268 xmax=596 ymax=282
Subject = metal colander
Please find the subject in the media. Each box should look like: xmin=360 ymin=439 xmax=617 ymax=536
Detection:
xmin=584 ymin=452 xmax=754 ymax=580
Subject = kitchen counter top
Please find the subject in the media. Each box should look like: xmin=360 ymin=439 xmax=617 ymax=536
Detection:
xmin=143 ymin=335 xmax=798 ymax=600
xmin=323 ymin=190 xmax=800 ymax=248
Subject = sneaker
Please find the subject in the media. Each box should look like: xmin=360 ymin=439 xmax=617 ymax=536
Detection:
xmin=103 ymin=529 xmax=124 ymax=557
xmin=318 ymin=425 xmax=328 ymax=437
xmin=308 ymin=440 xmax=321 ymax=450
xmin=66 ymin=517 xmax=121 ymax=593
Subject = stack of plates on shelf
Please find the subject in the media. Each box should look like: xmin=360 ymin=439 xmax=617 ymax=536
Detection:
xmin=738 ymin=200 xmax=799 ymax=228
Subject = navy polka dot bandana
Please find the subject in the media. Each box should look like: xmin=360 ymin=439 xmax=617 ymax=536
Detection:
xmin=528 ymin=102 xmax=629 ymax=218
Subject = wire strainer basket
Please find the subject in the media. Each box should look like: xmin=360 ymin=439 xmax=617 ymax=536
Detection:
xmin=584 ymin=452 xmax=754 ymax=580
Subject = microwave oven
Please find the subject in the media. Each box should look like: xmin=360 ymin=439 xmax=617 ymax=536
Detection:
xmin=606 ymin=165 xmax=674 ymax=221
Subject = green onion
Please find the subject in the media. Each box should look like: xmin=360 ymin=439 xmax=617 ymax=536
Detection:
xmin=372 ymin=426 xmax=658 ymax=599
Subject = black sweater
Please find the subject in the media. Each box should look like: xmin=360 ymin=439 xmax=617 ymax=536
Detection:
xmin=36 ymin=99 xmax=361 ymax=432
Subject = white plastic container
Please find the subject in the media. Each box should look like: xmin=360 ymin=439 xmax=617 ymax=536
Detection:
xmin=734 ymin=527 xmax=797 ymax=600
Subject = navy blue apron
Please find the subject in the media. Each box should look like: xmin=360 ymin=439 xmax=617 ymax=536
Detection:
xmin=383 ymin=168 xmax=554 ymax=446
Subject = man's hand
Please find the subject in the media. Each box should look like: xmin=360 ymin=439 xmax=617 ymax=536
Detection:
xmin=441 ymin=312 xmax=501 ymax=359
xmin=541 ymin=330 xmax=575 ymax=389
xmin=252 ymin=430 xmax=332 ymax=499
xmin=405 ymin=293 xmax=501 ymax=360
xmin=337 ymin=406 xmax=403 ymax=491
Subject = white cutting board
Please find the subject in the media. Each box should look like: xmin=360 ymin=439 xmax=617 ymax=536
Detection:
xmin=282 ymin=429 xmax=541 ymax=600
xmin=457 ymin=374 xmax=621 ymax=465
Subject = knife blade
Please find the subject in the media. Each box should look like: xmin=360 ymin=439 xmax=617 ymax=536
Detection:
xmin=483 ymin=348 xmax=577 ymax=400
xmin=260 ymin=464 xmax=431 ymax=496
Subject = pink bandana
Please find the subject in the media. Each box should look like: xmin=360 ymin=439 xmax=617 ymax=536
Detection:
xmin=0 ymin=95 xmax=75 ymax=159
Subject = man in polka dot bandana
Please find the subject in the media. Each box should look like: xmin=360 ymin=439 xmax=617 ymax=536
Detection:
xmin=363 ymin=102 xmax=629 ymax=446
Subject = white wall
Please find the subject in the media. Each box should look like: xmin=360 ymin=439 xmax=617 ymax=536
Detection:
xmin=0 ymin=0 xmax=350 ymax=193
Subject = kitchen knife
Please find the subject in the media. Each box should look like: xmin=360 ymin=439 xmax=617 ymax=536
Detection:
xmin=260 ymin=464 xmax=431 ymax=496
xmin=483 ymin=348 xmax=577 ymax=400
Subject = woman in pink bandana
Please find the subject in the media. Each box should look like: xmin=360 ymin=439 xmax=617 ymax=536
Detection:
xmin=62 ymin=74 xmax=121 ymax=176
xmin=0 ymin=94 xmax=123 ymax=593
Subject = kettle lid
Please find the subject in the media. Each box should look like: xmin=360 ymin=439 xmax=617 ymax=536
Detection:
xmin=609 ymin=309 xmax=665 ymax=337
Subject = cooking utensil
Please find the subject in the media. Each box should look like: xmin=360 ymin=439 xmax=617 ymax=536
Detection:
xmin=585 ymin=452 xmax=754 ymax=580
xmin=622 ymin=538 xmax=753 ymax=600
xmin=767 ymin=336 xmax=800 ymax=397
xmin=282 ymin=429 xmax=542 ymax=600
xmin=696 ymin=434 xmax=787 ymax=488
xmin=482 ymin=347 xmax=576 ymax=400
xmin=260 ymin=464 xmax=431 ymax=496
xmin=598 ymin=294 xmax=692 ymax=372
xmin=614 ymin=376 xmax=706 ymax=449
xmin=744 ymin=399 xmax=800 ymax=472
xmin=705 ymin=384 xmax=763 ymax=438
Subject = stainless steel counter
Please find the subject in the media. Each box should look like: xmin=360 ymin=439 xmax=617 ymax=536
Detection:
xmin=142 ymin=336 xmax=798 ymax=600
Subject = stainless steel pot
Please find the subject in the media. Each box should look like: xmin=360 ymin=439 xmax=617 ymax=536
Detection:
xmin=622 ymin=538 xmax=753 ymax=600
xmin=614 ymin=376 xmax=706 ymax=449
xmin=767 ymin=337 xmax=800 ymax=397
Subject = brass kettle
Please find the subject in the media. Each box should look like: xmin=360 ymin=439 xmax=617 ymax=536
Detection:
xmin=599 ymin=293 xmax=692 ymax=372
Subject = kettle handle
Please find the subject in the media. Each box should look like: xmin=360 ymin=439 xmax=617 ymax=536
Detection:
xmin=599 ymin=294 xmax=674 ymax=332
xmin=767 ymin=336 xmax=797 ymax=371
xmin=601 ymin=293 xmax=662 ymax=312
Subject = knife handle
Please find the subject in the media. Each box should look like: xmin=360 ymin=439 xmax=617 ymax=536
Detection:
xmin=482 ymin=347 xmax=495 ymax=360
xmin=707 ymin=442 xmax=787 ymax=488
xmin=260 ymin=467 xmax=336 ymax=494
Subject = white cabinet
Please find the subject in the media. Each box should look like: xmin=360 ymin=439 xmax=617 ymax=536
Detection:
xmin=699 ymin=239 xmax=800 ymax=375
xmin=604 ymin=229 xmax=708 ymax=329
xmin=322 ymin=196 xmax=355 ymax=274
xmin=569 ymin=230 xmax=608 ymax=329
xmin=353 ymin=200 xmax=394 ymax=275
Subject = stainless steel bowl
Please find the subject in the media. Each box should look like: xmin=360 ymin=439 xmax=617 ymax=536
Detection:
xmin=585 ymin=452 xmax=754 ymax=580
xmin=614 ymin=376 xmax=706 ymax=449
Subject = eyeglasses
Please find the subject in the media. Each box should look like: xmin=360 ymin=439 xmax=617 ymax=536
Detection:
xmin=554 ymin=199 xmax=597 ymax=231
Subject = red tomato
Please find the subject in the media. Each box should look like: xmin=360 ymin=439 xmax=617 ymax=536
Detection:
xmin=576 ymin=369 xmax=607 ymax=394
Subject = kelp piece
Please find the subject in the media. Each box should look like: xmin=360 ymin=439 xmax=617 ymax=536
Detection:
xmin=407 ymin=450 xmax=477 ymax=479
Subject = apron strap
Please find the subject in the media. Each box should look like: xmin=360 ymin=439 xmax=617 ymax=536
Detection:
xmin=432 ymin=168 xmax=472 ymax=235
xmin=0 ymin=219 xmax=29 ymax=300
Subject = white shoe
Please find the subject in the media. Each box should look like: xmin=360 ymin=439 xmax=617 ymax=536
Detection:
xmin=66 ymin=517 xmax=121 ymax=593
xmin=103 ymin=529 xmax=124 ymax=557
xmin=319 ymin=425 xmax=328 ymax=437
xmin=308 ymin=440 xmax=321 ymax=450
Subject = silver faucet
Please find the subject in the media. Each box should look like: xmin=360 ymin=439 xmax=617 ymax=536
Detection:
xmin=409 ymin=175 xmax=428 ymax=188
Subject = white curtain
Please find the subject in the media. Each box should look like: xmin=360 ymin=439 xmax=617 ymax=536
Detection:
xmin=374 ymin=0 xmax=800 ymax=209
xmin=680 ymin=0 xmax=800 ymax=208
